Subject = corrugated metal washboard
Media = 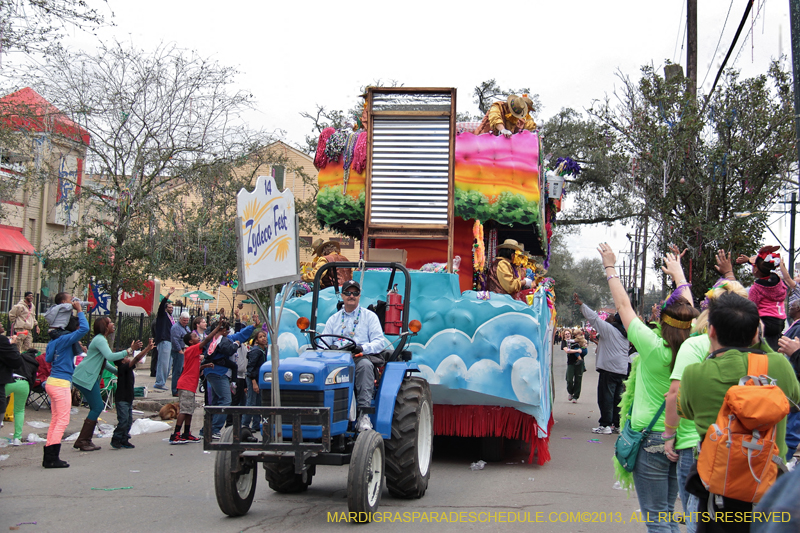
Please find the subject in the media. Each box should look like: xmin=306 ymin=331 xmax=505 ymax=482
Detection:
xmin=370 ymin=117 xmax=450 ymax=225
xmin=364 ymin=87 xmax=455 ymax=254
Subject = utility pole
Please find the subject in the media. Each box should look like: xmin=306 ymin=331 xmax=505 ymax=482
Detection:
xmin=687 ymin=0 xmax=698 ymax=98
xmin=639 ymin=218 xmax=648 ymax=315
xmin=791 ymin=192 xmax=797 ymax=278
xmin=621 ymin=259 xmax=627 ymax=287
xmin=628 ymin=228 xmax=639 ymax=288
xmin=790 ymin=1 xmax=800 ymax=276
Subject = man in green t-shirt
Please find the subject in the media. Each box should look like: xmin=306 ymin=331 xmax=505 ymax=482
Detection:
xmin=678 ymin=293 xmax=800 ymax=532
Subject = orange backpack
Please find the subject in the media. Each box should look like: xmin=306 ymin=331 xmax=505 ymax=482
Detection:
xmin=697 ymin=352 xmax=790 ymax=503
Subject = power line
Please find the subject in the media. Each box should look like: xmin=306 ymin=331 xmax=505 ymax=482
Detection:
xmin=673 ymin=0 xmax=687 ymax=63
xmin=701 ymin=0 xmax=735 ymax=89
xmin=703 ymin=0 xmax=755 ymax=110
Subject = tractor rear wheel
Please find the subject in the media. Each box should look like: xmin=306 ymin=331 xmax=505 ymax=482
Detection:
xmin=347 ymin=429 xmax=385 ymax=521
xmin=264 ymin=462 xmax=314 ymax=493
xmin=385 ymin=376 xmax=433 ymax=499
xmin=214 ymin=426 xmax=257 ymax=516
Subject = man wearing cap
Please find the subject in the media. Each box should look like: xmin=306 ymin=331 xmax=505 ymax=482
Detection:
xmin=486 ymin=239 xmax=532 ymax=296
xmin=322 ymin=279 xmax=388 ymax=431
xmin=302 ymin=239 xmax=353 ymax=289
xmin=8 ymin=291 xmax=39 ymax=353
xmin=473 ymin=95 xmax=536 ymax=137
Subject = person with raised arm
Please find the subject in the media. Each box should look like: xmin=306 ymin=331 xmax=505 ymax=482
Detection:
xmin=42 ymin=300 xmax=89 ymax=468
xmin=597 ymin=243 xmax=698 ymax=532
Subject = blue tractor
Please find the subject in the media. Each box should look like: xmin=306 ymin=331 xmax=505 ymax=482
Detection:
xmin=204 ymin=262 xmax=433 ymax=521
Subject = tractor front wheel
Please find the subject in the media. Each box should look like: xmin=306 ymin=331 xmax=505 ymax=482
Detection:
xmin=214 ymin=426 xmax=257 ymax=516
xmin=347 ymin=429 xmax=385 ymax=521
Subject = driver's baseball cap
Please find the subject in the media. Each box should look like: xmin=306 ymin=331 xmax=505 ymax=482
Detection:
xmin=342 ymin=280 xmax=360 ymax=293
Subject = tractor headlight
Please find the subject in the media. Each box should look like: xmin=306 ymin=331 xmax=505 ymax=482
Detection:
xmin=325 ymin=367 xmax=350 ymax=385
xmin=299 ymin=373 xmax=314 ymax=383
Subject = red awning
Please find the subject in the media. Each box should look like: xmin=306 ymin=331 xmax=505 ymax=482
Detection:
xmin=0 ymin=227 xmax=35 ymax=255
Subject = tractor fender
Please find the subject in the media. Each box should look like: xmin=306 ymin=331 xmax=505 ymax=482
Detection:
xmin=373 ymin=362 xmax=416 ymax=438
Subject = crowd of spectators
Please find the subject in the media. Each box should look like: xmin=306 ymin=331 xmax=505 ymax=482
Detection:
xmin=569 ymin=244 xmax=800 ymax=533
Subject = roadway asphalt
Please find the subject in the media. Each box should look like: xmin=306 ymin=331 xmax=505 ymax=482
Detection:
xmin=0 ymin=345 xmax=679 ymax=532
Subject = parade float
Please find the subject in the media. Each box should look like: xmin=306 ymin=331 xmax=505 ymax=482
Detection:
xmin=279 ymin=88 xmax=563 ymax=464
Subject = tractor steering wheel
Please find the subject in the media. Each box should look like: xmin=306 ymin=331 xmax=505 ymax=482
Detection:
xmin=314 ymin=334 xmax=358 ymax=352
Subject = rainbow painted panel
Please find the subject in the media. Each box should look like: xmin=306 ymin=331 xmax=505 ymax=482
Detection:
xmin=454 ymin=131 xmax=541 ymax=203
xmin=317 ymin=166 xmax=366 ymax=199
xmin=316 ymin=130 xmax=543 ymax=230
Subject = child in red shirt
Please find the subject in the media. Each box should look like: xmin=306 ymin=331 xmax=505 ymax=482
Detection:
xmin=171 ymin=325 xmax=219 ymax=444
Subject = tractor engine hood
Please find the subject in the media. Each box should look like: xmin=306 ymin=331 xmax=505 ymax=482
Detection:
xmin=259 ymin=350 xmax=354 ymax=388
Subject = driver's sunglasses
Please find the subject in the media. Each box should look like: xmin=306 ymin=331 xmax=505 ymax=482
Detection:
xmin=342 ymin=290 xmax=360 ymax=297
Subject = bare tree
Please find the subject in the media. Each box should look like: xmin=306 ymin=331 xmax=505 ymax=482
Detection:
xmin=472 ymin=79 xmax=538 ymax=116
xmin=299 ymin=105 xmax=350 ymax=154
xmin=0 ymin=0 xmax=107 ymax=57
xmin=27 ymin=41 xmax=270 ymax=318
xmin=299 ymin=79 xmax=404 ymax=154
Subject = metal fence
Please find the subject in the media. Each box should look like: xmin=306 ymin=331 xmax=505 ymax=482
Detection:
xmin=108 ymin=312 xmax=153 ymax=351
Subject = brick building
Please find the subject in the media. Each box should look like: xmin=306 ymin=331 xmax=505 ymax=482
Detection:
xmin=0 ymin=88 xmax=89 ymax=312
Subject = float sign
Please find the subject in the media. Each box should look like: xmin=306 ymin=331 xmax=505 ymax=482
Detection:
xmin=236 ymin=175 xmax=300 ymax=291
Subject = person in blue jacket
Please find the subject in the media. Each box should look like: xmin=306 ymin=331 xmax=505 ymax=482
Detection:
xmin=200 ymin=318 xmax=258 ymax=439
xmin=43 ymin=300 xmax=89 ymax=468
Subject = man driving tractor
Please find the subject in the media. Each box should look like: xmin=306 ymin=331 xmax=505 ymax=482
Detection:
xmin=321 ymin=280 xmax=387 ymax=432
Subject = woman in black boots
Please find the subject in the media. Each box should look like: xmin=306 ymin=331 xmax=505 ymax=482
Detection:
xmin=71 ymin=317 xmax=141 ymax=452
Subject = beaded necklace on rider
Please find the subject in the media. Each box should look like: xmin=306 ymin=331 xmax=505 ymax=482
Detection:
xmin=340 ymin=306 xmax=362 ymax=338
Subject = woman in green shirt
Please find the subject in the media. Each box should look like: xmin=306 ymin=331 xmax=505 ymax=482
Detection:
xmin=598 ymin=243 xmax=698 ymax=533
xmin=664 ymin=276 xmax=749 ymax=533
xmin=72 ymin=317 xmax=141 ymax=452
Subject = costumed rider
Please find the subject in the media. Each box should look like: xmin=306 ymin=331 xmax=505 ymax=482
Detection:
xmin=302 ymin=239 xmax=353 ymax=289
xmin=473 ymin=94 xmax=536 ymax=138
xmin=321 ymin=280 xmax=388 ymax=432
xmin=486 ymin=239 xmax=533 ymax=296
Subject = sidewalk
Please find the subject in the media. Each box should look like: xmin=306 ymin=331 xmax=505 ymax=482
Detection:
xmin=2 ymin=361 xmax=185 ymax=449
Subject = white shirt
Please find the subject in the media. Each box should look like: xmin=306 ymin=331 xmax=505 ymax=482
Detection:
xmin=321 ymin=306 xmax=388 ymax=354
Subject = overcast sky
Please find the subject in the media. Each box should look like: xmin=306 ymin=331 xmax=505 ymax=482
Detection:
xmin=6 ymin=0 xmax=792 ymax=283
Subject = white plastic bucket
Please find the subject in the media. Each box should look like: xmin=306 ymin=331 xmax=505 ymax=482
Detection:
xmin=546 ymin=171 xmax=565 ymax=198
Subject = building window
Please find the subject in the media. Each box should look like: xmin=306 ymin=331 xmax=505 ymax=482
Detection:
xmin=272 ymin=165 xmax=285 ymax=191
xmin=0 ymin=254 xmax=13 ymax=313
